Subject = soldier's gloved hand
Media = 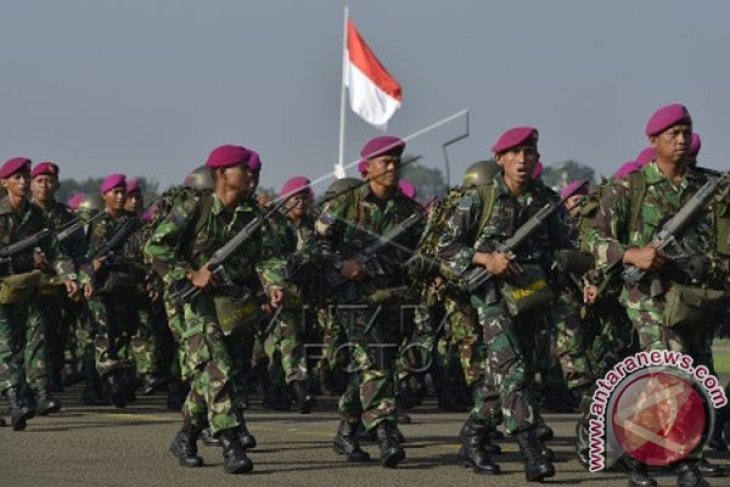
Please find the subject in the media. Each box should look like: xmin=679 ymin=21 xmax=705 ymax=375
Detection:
xmin=340 ymin=259 xmax=366 ymax=281
xmin=187 ymin=265 xmax=214 ymax=290
xmin=65 ymin=280 xmax=79 ymax=298
xmin=268 ymin=287 xmax=284 ymax=309
xmin=623 ymin=245 xmax=666 ymax=271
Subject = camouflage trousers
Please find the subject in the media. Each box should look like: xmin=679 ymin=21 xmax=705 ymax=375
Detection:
xmin=269 ymin=307 xmax=309 ymax=385
xmin=180 ymin=294 xmax=255 ymax=434
xmin=88 ymin=293 xmax=140 ymax=377
xmin=444 ymin=296 xmax=486 ymax=388
xmin=131 ymin=302 xmax=157 ymax=377
xmin=0 ymin=300 xmax=49 ymax=396
xmin=335 ymin=301 xmax=405 ymax=431
xmin=469 ymin=291 xmax=594 ymax=434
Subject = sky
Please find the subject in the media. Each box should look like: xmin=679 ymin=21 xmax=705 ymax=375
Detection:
xmin=1 ymin=0 xmax=728 ymax=195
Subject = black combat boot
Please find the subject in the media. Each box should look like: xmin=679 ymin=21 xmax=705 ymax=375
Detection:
xmin=623 ymin=455 xmax=657 ymax=487
xmin=218 ymin=428 xmax=254 ymax=474
xmin=290 ymin=380 xmax=316 ymax=414
xmin=576 ymin=418 xmax=591 ymax=469
xmin=0 ymin=417 xmax=6 ymax=427
xmin=481 ymin=423 xmax=502 ymax=455
xmin=105 ymin=372 xmax=127 ymax=408
xmin=376 ymin=421 xmax=406 ymax=468
xmin=515 ymin=428 xmax=556 ymax=482
xmin=235 ymin=409 xmax=257 ymax=450
xmin=676 ymin=460 xmax=710 ymax=487
xmin=169 ymin=421 xmax=204 ymax=467
xmin=6 ymin=387 xmax=34 ymax=431
xmin=36 ymin=390 xmax=62 ymax=415
xmin=333 ymin=420 xmax=370 ymax=462
xmin=458 ymin=418 xmax=500 ymax=474
xmin=535 ymin=421 xmax=554 ymax=442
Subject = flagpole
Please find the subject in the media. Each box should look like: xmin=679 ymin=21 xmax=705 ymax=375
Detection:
xmin=335 ymin=6 xmax=349 ymax=178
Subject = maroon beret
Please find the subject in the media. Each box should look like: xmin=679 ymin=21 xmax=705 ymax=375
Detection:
xmin=613 ymin=161 xmax=640 ymax=180
xmin=560 ymin=180 xmax=589 ymax=199
xmin=206 ymin=144 xmax=252 ymax=169
xmin=635 ymin=147 xmax=656 ymax=168
xmin=31 ymin=161 xmax=59 ymax=179
xmin=280 ymin=176 xmax=312 ymax=198
xmin=645 ymin=104 xmax=692 ymax=137
xmin=126 ymin=178 xmax=141 ymax=194
xmin=67 ymin=192 xmax=85 ymax=210
xmin=0 ymin=157 xmax=32 ymax=179
xmin=491 ymin=126 xmax=539 ymax=154
xmin=532 ymin=161 xmax=543 ymax=180
xmin=100 ymin=173 xmax=127 ymax=193
xmin=358 ymin=160 xmax=368 ymax=176
xmin=399 ymin=180 xmax=417 ymax=199
xmin=360 ymin=136 xmax=406 ymax=160
xmin=690 ymin=133 xmax=701 ymax=157
xmin=247 ymin=150 xmax=261 ymax=173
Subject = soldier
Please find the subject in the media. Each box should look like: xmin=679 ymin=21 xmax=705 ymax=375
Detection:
xmin=436 ymin=127 xmax=596 ymax=482
xmin=30 ymin=162 xmax=84 ymax=394
xmin=586 ymin=104 xmax=727 ymax=486
xmin=316 ymin=135 xmax=424 ymax=468
xmin=85 ymin=174 xmax=149 ymax=407
xmin=145 ymin=144 xmax=285 ymax=474
xmin=0 ymin=157 xmax=80 ymax=430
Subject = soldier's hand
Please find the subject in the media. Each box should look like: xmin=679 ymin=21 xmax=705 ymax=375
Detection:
xmin=269 ymin=287 xmax=284 ymax=309
xmin=33 ymin=249 xmax=49 ymax=270
xmin=83 ymin=282 xmax=95 ymax=299
xmin=65 ymin=280 xmax=79 ymax=298
xmin=92 ymin=257 xmax=105 ymax=273
xmin=583 ymin=284 xmax=598 ymax=304
xmin=624 ymin=245 xmax=666 ymax=271
xmin=188 ymin=266 xmax=214 ymax=289
xmin=340 ymin=259 xmax=366 ymax=281
xmin=475 ymin=251 xmax=514 ymax=277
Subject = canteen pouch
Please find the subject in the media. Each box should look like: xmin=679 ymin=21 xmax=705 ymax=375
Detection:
xmin=663 ymin=283 xmax=727 ymax=328
xmin=0 ymin=270 xmax=42 ymax=304
xmin=213 ymin=290 xmax=261 ymax=336
xmin=498 ymin=264 xmax=554 ymax=317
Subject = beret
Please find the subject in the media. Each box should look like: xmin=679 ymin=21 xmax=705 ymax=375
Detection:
xmin=67 ymin=192 xmax=85 ymax=210
xmin=399 ymin=180 xmax=417 ymax=199
xmin=126 ymin=178 xmax=141 ymax=194
xmin=690 ymin=133 xmax=701 ymax=157
xmin=645 ymin=103 xmax=692 ymax=136
xmin=613 ymin=161 xmax=640 ymax=180
xmin=100 ymin=173 xmax=127 ymax=193
xmin=280 ymin=176 xmax=312 ymax=198
xmin=360 ymin=136 xmax=406 ymax=160
xmin=0 ymin=157 xmax=31 ymax=179
xmin=635 ymin=147 xmax=656 ymax=168
xmin=31 ymin=161 xmax=59 ymax=179
xmin=560 ymin=180 xmax=589 ymax=199
xmin=491 ymin=126 xmax=538 ymax=154
xmin=206 ymin=144 xmax=252 ymax=169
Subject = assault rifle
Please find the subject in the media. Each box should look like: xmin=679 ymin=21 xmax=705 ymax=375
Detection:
xmin=57 ymin=212 xmax=105 ymax=243
xmin=0 ymin=227 xmax=53 ymax=265
xmin=459 ymin=180 xmax=589 ymax=293
xmin=170 ymin=196 xmax=292 ymax=305
xmin=326 ymin=212 xmax=423 ymax=289
xmin=92 ymin=215 xmax=142 ymax=262
xmin=622 ymin=171 xmax=730 ymax=286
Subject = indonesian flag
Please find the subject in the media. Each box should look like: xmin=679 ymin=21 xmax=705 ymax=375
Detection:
xmin=345 ymin=19 xmax=403 ymax=130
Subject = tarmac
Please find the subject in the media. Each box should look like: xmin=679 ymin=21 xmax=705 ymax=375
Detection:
xmin=2 ymin=387 xmax=730 ymax=487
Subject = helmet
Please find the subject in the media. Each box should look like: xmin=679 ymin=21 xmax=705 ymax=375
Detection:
xmin=324 ymin=177 xmax=361 ymax=200
xmin=78 ymin=193 xmax=104 ymax=212
xmin=183 ymin=165 xmax=214 ymax=190
xmin=462 ymin=160 xmax=500 ymax=187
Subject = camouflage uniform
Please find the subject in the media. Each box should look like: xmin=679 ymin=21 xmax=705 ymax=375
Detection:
xmin=0 ymin=197 xmax=76 ymax=398
xmin=315 ymin=184 xmax=424 ymax=431
xmin=144 ymin=189 xmax=284 ymax=434
xmin=84 ymin=211 xmax=147 ymax=380
xmin=587 ymin=162 xmax=726 ymax=358
xmin=437 ymin=173 xmax=594 ymax=434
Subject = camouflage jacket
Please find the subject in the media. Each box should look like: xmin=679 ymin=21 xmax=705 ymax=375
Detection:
xmin=585 ymin=162 xmax=723 ymax=286
xmin=143 ymin=190 xmax=284 ymax=293
xmin=84 ymin=210 xmax=148 ymax=285
xmin=0 ymin=197 xmax=75 ymax=279
xmin=315 ymin=184 xmax=424 ymax=296
xmin=436 ymin=173 xmax=573 ymax=278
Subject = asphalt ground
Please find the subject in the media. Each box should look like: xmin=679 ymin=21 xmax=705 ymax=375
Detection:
xmin=1 ymin=387 xmax=730 ymax=487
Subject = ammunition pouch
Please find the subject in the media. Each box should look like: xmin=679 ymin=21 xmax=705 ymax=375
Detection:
xmin=663 ymin=283 xmax=727 ymax=328
xmin=0 ymin=270 xmax=42 ymax=304
xmin=497 ymin=264 xmax=554 ymax=317
xmin=213 ymin=287 xmax=262 ymax=336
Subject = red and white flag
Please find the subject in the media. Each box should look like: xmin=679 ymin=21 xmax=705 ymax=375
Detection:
xmin=345 ymin=19 xmax=403 ymax=130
